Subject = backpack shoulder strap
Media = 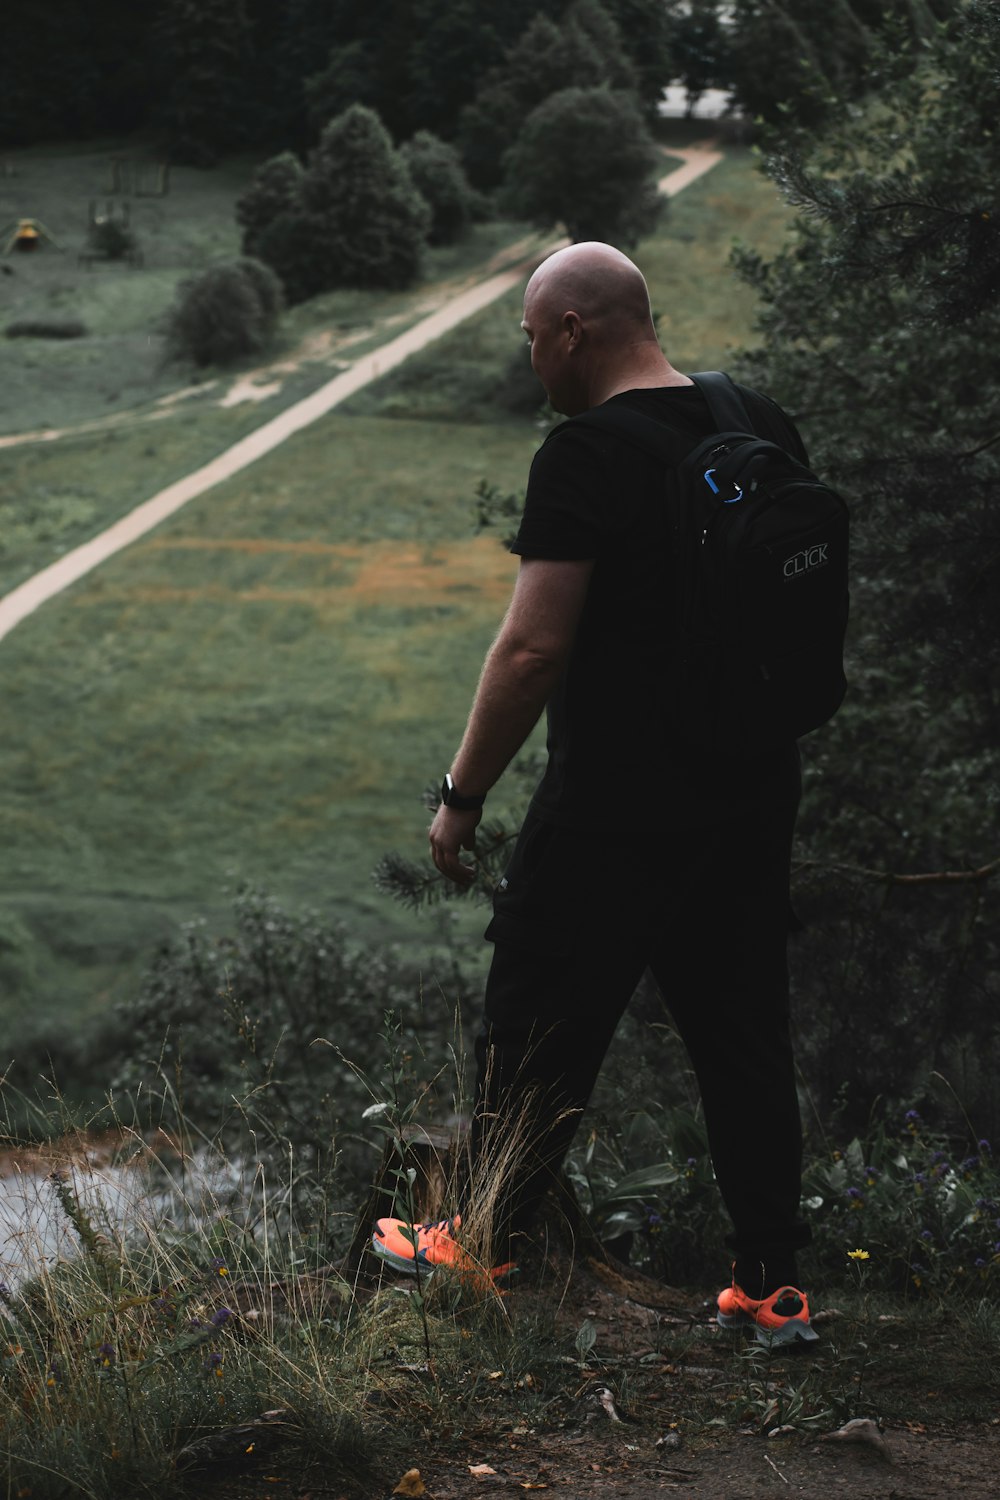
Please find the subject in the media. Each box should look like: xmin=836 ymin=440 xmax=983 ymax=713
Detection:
xmin=567 ymin=396 xmax=695 ymax=466
xmin=689 ymin=370 xmax=754 ymax=432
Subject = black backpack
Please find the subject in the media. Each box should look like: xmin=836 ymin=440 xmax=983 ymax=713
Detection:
xmin=574 ymin=372 xmax=849 ymax=754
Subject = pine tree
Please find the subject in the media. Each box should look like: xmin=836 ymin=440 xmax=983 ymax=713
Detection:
xmin=729 ymin=1 xmax=1000 ymax=1125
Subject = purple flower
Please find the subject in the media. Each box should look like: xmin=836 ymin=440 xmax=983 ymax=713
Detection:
xmin=203 ymin=1350 xmax=223 ymax=1373
xmin=913 ymin=1172 xmax=928 ymax=1187
xmin=97 ymin=1342 xmax=115 ymax=1366
xmin=979 ymin=1140 xmax=992 ymax=1155
xmin=975 ymin=1258 xmax=987 ymax=1269
xmin=210 ymin=1306 xmax=232 ymax=1327
xmin=920 ymin=1229 xmax=934 ymax=1241
xmin=846 ymin=1186 xmax=864 ymax=1200
xmin=961 ymin=1156 xmax=980 ymax=1173
xmin=188 ymin=1317 xmax=204 ymax=1330
xmin=863 ymin=1165 xmax=879 ymax=1179
xmin=905 ymin=1110 xmax=921 ymax=1123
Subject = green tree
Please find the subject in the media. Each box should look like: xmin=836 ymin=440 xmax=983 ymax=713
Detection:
xmin=502 ymin=87 xmax=663 ymax=246
xmin=399 ymin=132 xmax=479 ymax=245
xmin=298 ymin=105 xmax=430 ymax=290
xmin=152 ymin=0 xmax=255 ymax=163
xmin=236 ymin=151 xmax=305 ymax=258
xmin=720 ymin=0 xmax=961 ymax=128
xmin=302 ymin=39 xmax=379 ymax=137
xmin=601 ymin=0 xmax=677 ymax=113
xmin=460 ymin=10 xmax=631 ymax=190
xmin=729 ymin=1 xmax=1000 ymax=1126
xmin=233 ymin=107 xmax=430 ymax=302
xmin=664 ymin=0 xmax=728 ymax=112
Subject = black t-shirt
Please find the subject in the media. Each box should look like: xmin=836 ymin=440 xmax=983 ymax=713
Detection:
xmin=510 ymin=383 xmax=806 ymax=833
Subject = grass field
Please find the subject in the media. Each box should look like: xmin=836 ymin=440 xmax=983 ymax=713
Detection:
xmin=0 ymin=135 xmax=795 ymax=1039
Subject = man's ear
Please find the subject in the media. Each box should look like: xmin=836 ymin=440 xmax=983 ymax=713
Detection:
xmin=562 ymin=310 xmax=583 ymax=348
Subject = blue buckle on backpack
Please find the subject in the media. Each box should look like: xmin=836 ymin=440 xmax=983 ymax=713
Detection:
xmin=704 ymin=468 xmax=743 ymax=504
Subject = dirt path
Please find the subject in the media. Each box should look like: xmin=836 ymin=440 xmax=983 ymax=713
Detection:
xmin=0 ymin=143 xmax=721 ymax=647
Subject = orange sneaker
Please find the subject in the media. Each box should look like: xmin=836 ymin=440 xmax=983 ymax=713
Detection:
xmin=717 ymin=1280 xmax=818 ymax=1344
xmin=371 ymin=1214 xmax=516 ymax=1284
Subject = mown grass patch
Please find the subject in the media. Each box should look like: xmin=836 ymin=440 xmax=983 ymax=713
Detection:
xmin=0 ymin=414 xmax=534 ymax=1027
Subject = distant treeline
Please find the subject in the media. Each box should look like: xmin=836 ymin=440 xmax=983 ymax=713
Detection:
xmin=1 ymin=0 xmax=962 ymax=164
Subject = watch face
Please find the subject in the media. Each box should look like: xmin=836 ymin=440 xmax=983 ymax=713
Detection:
xmin=442 ymin=774 xmax=481 ymax=810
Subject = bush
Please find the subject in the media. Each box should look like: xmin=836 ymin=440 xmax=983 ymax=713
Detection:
xmin=399 ymin=130 xmax=477 ymax=245
xmin=105 ymin=886 xmax=477 ymax=1221
xmin=5 ymin=319 xmax=88 ymax=339
xmin=165 ymin=257 xmax=283 ymax=366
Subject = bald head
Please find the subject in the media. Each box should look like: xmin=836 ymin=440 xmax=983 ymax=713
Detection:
xmin=520 ymin=242 xmax=680 ymax=415
xmin=523 ymin=242 xmax=655 ymax=340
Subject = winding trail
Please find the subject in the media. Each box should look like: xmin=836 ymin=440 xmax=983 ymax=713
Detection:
xmin=0 ymin=143 xmax=722 ymax=647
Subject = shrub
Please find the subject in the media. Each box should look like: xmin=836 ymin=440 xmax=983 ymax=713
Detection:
xmin=165 ymin=257 xmax=283 ymax=366
xmin=5 ymin=319 xmax=88 ymax=339
xmin=399 ymin=130 xmax=477 ymax=245
xmin=106 ymin=886 xmax=476 ymax=1224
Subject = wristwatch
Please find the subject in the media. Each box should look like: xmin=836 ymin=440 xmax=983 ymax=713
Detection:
xmin=441 ymin=773 xmax=486 ymax=811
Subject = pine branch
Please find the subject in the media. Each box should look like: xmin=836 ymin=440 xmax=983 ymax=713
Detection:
xmin=372 ymin=821 xmax=520 ymax=912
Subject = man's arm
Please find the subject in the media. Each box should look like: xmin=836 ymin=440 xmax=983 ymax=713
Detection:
xmin=429 ymin=555 xmax=594 ymax=884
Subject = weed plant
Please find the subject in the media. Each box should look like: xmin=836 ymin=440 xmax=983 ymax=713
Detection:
xmin=803 ymin=1107 xmax=1000 ymax=1297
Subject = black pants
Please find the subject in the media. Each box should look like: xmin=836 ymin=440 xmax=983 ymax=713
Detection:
xmin=471 ymin=782 xmax=810 ymax=1274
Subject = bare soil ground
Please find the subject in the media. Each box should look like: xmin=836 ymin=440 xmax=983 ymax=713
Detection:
xmin=195 ymin=1247 xmax=1000 ymax=1500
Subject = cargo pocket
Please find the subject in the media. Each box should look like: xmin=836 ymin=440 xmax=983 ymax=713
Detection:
xmin=484 ymin=816 xmax=577 ymax=958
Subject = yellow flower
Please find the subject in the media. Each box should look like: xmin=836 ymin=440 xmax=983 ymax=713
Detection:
xmin=847 ymin=1248 xmax=870 ymax=1261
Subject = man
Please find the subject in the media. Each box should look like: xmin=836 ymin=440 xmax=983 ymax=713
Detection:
xmin=373 ymin=242 xmax=816 ymax=1345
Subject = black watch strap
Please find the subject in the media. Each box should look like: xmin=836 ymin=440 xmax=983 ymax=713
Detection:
xmin=441 ymin=773 xmax=486 ymax=811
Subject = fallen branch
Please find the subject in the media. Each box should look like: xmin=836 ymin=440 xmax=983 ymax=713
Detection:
xmin=793 ymin=855 xmax=999 ymax=888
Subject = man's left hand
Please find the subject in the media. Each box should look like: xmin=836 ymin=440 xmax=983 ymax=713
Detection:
xmin=429 ymin=805 xmax=482 ymax=886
